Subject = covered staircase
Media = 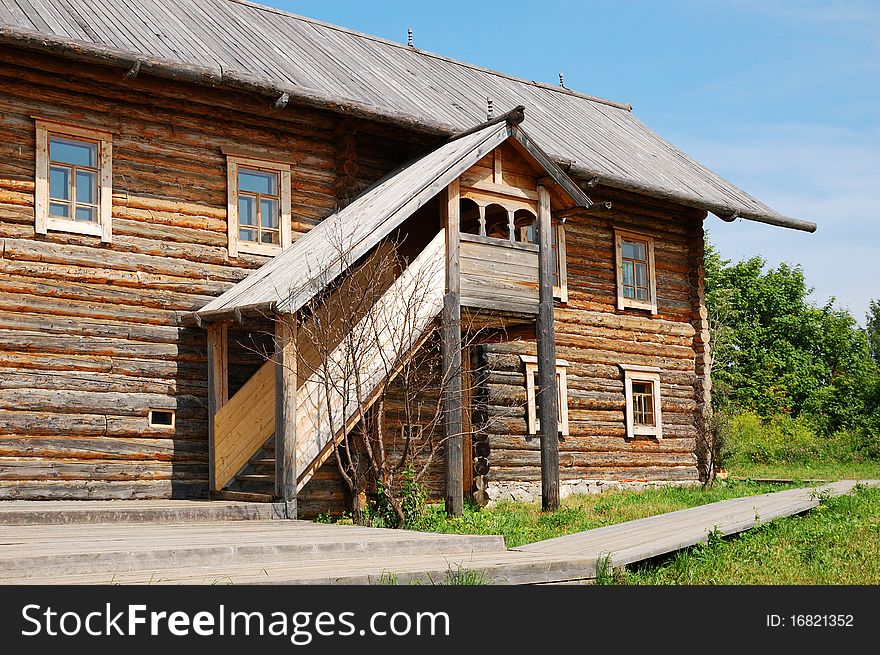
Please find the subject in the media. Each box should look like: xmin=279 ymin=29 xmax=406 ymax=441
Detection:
xmin=209 ymin=230 xmax=445 ymax=504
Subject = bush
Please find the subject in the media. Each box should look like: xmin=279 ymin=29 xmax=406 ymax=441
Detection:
xmin=724 ymin=411 xmax=880 ymax=466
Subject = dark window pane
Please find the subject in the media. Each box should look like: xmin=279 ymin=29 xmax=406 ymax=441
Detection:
xmin=260 ymin=198 xmax=278 ymax=228
xmin=623 ymin=286 xmax=635 ymax=299
xmin=238 ymin=169 xmax=277 ymax=195
xmin=261 ymin=230 xmax=279 ymax=245
xmin=637 ymin=287 xmax=649 ymax=301
xmin=76 ymin=170 xmax=97 ymax=204
xmin=49 ymin=201 xmax=69 ymax=218
xmin=75 ymin=205 xmax=96 ymax=222
xmin=50 ymin=136 xmax=96 ymax=167
xmin=239 ymin=196 xmax=256 ymax=226
xmin=49 ymin=166 xmax=70 ymax=200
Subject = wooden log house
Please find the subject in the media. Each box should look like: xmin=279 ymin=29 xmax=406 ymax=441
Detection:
xmin=0 ymin=0 xmax=815 ymax=516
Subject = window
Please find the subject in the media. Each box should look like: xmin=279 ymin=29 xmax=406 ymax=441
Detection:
xmin=615 ymin=229 xmax=657 ymax=313
xmin=510 ymin=214 xmax=568 ymax=303
xmin=620 ymin=365 xmax=663 ymax=439
xmin=35 ymin=120 xmax=112 ymax=242
xmin=400 ymin=423 xmax=424 ymax=440
xmin=521 ymin=355 xmax=569 ymax=436
xmin=148 ymin=409 xmax=176 ymax=429
xmin=226 ymin=155 xmax=291 ymax=257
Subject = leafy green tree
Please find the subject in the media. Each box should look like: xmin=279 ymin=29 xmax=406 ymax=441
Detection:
xmin=867 ymin=299 xmax=880 ymax=368
xmin=703 ymin=235 xmax=879 ymax=436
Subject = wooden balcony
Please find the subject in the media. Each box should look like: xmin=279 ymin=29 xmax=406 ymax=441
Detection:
xmin=459 ymin=233 xmax=539 ymax=315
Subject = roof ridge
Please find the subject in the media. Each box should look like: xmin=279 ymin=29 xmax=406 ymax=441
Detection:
xmin=227 ymin=0 xmax=633 ymax=112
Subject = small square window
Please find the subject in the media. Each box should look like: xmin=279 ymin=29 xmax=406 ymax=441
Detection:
xmin=400 ymin=424 xmax=424 ymax=440
xmin=148 ymin=410 xmax=176 ymax=429
xmin=615 ymin=229 xmax=657 ymax=313
xmin=620 ymin=365 xmax=663 ymax=439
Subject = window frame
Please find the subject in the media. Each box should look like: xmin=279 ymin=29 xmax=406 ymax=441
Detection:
xmin=148 ymin=409 xmax=176 ymax=430
xmin=226 ymin=155 xmax=292 ymax=257
xmin=614 ymin=228 xmax=657 ymax=314
xmin=620 ymin=364 xmax=663 ymax=439
xmin=34 ymin=119 xmax=113 ymax=242
xmin=521 ymin=354 xmax=570 ymax=436
xmin=553 ymin=222 xmax=568 ymax=303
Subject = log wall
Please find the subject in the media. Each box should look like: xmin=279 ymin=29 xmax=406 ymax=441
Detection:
xmin=479 ymin=187 xmax=707 ymax=486
xmin=0 ymin=46 xmax=434 ymax=500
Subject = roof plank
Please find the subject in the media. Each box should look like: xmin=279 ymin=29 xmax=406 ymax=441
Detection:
xmin=0 ymin=0 xmax=815 ymax=231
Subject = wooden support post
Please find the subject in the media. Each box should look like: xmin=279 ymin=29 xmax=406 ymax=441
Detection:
xmin=536 ymin=185 xmax=560 ymax=511
xmin=274 ymin=313 xmax=297 ymax=518
xmin=206 ymin=321 xmax=228 ymax=495
xmin=442 ymin=178 xmax=464 ymax=517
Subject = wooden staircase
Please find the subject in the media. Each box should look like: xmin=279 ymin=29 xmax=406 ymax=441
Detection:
xmin=212 ymin=231 xmax=446 ymax=502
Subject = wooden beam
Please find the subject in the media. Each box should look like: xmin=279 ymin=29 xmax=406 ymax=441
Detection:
xmin=274 ymin=313 xmax=297 ymax=517
xmin=206 ymin=321 xmax=228 ymax=495
xmin=442 ymin=178 xmax=464 ymax=517
xmin=536 ymin=185 xmax=560 ymax=511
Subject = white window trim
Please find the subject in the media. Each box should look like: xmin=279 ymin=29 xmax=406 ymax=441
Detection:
xmin=521 ymin=354 xmax=569 ymax=436
xmin=620 ymin=364 xmax=663 ymax=439
xmin=34 ymin=119 xmax=113 ymax=243
xmin=148 ymin=409 xmax=176 ymax=429
xmin=614 ymin=228 xmax=657 ymax=314
xmin=226 ymin=155 xmax=292 ymax=257
xmin=554 ymin=222 xmax=568 ymax=303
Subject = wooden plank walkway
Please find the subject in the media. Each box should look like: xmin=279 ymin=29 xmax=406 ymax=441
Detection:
xmin=0 ymin=481 xmax=874 ymax=584
xmin=516 ymin=480 xmax=878 ymax=568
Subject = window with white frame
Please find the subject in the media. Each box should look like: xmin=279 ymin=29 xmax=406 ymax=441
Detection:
xmin=35 ymin=119 xmax=113 ymax=242
xmin=521 ymin=355 xmax=569 ymax=436
xmin=226 ymin=154 xmax=292 ymax=257
xmin=619 ymin=364 xmax=663 ymax=439
xmin=615 ymin=228 xmax=657 ymax=314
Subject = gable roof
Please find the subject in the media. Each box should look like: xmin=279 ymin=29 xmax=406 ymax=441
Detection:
xmin=196 ymin=116 xmax=584 ymax=321
xmin=0 ymin=0 xmax=815 ymax=232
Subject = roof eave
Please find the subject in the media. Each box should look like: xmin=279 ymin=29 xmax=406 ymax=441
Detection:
xmin=568 ymin=163 xmax=817 ymax=233
xmin=0 ymin=24 xmax=815 ymax=233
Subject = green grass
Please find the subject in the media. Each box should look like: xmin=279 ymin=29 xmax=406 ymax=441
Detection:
xmin=729 ymin=460 xmax=880 ymax=481
xmin=617 ymin=485 xmax=880 ymax=584
xmin=409 ymin=480 xmax=796 ymax=548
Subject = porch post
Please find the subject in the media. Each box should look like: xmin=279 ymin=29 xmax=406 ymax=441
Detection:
xmin=442 ymin=178 xmax=464 ymax=516
xmin=536 ymin=184 xmax=560 ymax=511
xmin=274 ymin=313 xmax=297 ymax=518
xmin=206 ymin=321 xmax=228 ymax=495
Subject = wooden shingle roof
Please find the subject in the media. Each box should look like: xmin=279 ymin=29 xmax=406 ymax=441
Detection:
xmin=0 ymin=0 xmax=815 ymax=232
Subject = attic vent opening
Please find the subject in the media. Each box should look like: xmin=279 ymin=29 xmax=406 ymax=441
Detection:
xmin=149 ymin=410 xmax=175 ymax=428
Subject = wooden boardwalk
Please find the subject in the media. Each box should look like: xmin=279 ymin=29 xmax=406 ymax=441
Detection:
xmin=516 ymin=480 xmax=878 ymax=567
xmin=0 ymin=481 xmax=874 ymax=584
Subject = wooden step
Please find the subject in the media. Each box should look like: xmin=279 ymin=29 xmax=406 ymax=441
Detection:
xmin=236 ymin=474 xmax=273 ymax=483
xmin=0 ymin=521 xmax=509 ymax=579
xmin=211 ymin=490 xmax=275 ymax=503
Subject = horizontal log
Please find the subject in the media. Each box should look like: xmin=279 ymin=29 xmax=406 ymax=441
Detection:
xmin=0 ymin=479 xmax=208 ymax=500
xmin=0 ymin=388 xmax=202 ymax=416
xmin=0 ymin=459 xmax=206 ymax=481
xmin=0 ymin=435 xmax=206 ymax=461
xmin=487 ymin=465 xmax=699 ymax=483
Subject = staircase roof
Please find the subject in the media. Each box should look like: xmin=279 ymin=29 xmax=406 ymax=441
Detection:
xmin=194 ymin=116 xmax=581 ymax=322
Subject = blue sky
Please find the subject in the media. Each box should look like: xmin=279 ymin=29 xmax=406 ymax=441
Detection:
xmin=271 ymin=0 xmax=879 ymax=321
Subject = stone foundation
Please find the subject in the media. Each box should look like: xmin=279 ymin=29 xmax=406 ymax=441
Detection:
xmin=485 ymin=479 xmax=699 ymax=505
